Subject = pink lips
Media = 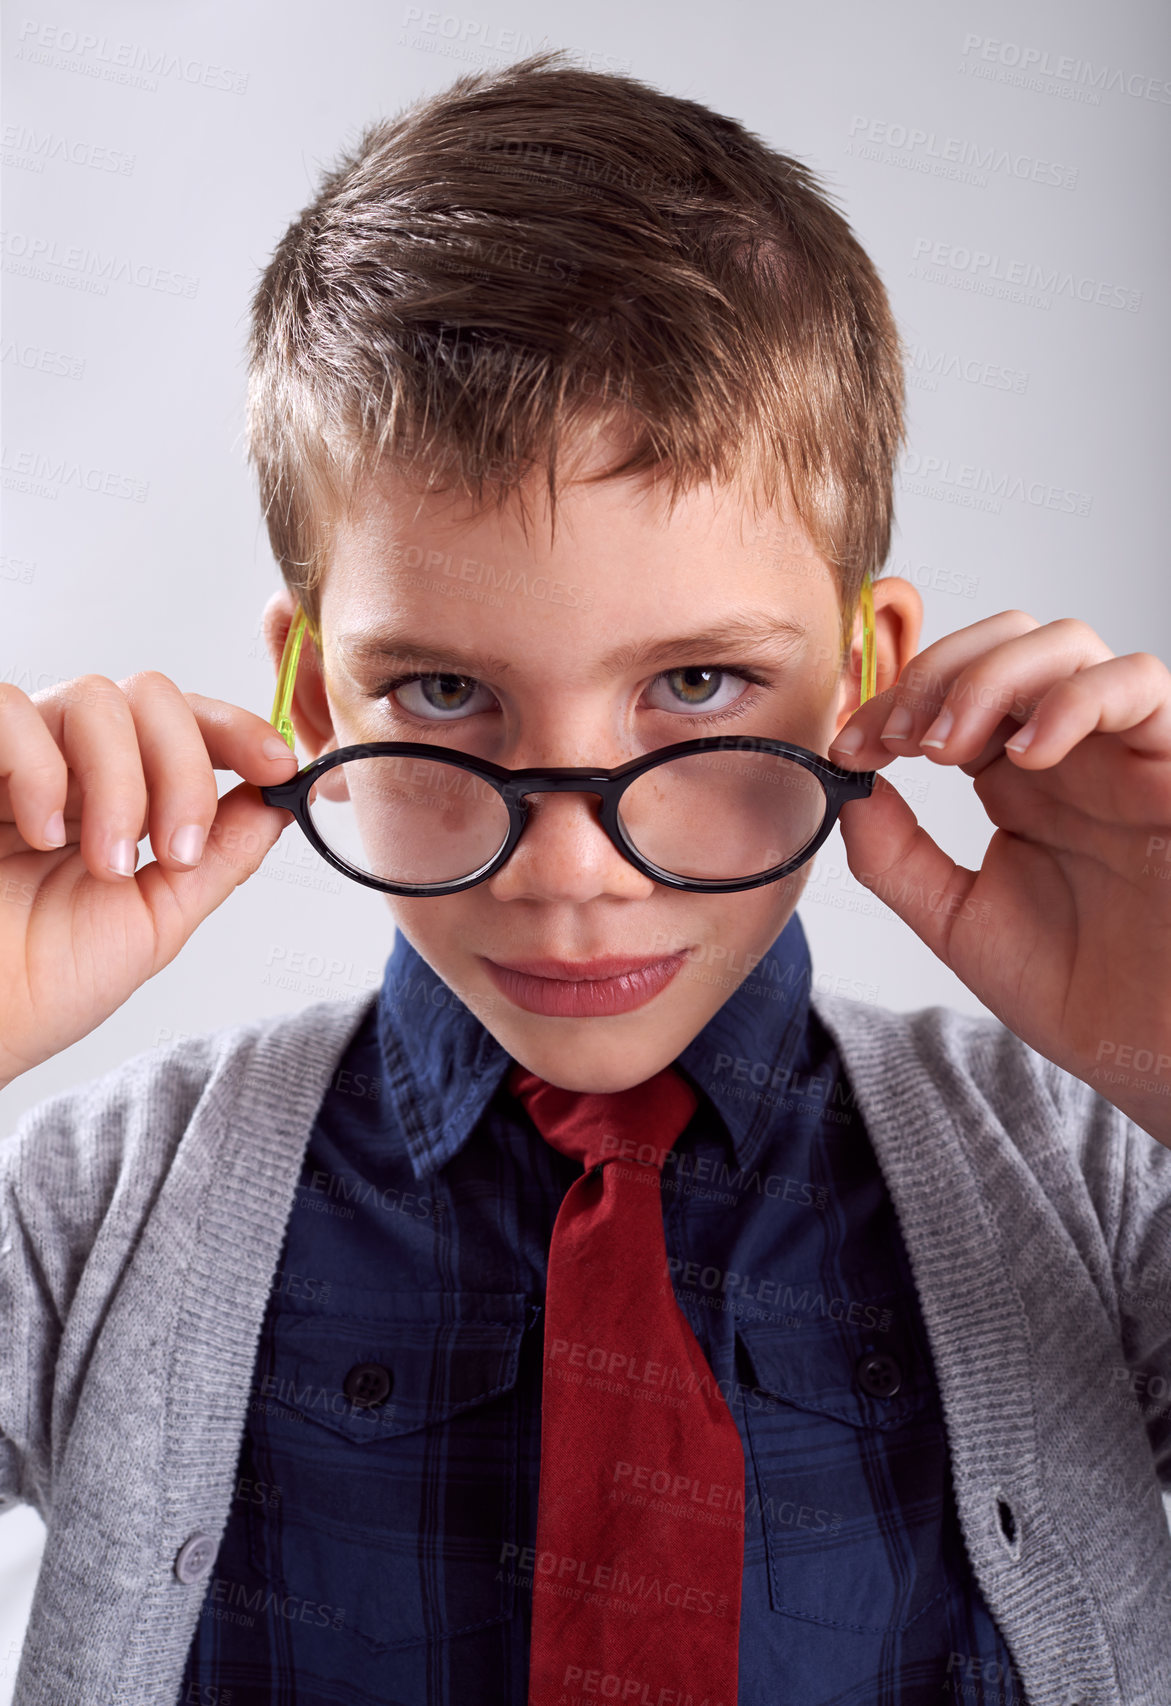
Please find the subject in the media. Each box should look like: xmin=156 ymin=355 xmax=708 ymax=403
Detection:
xmin=482 ymin=953 xmax=689 ymax=1017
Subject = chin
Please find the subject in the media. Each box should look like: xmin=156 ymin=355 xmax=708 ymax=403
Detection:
xmin=510 ymin=1049 xmax=670 ymax=1096
xmin=489 ymin=1013 xmax=688 ymax=1094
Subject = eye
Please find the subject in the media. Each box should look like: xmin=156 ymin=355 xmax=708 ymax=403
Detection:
xmin=644 ymin=667 xmax=757 ymax=716
xmin=387 ymin=674 xmax=497 ymax=721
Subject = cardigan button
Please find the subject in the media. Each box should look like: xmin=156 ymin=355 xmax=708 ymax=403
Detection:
xmin=855 ymin=1351 xmax=902 ymax=1398
xmin=173 ymin=1531 xmax=216 ymax=1584
xmin=344 ymin=1361 xmax=393 ymax=1407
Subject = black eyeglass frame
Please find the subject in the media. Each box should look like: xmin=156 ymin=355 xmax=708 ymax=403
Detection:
xmin=259 ymin=735 xmax=875 ymax=897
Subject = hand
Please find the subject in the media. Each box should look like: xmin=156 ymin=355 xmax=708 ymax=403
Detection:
xmin=0 ymin=671 xmax=300 ymax=1089
xmin=827 ymin=611 xmax=1171 ymax=1145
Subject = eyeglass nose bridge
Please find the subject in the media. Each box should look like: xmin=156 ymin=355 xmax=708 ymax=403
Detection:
xmin=497 ymin=770 xmax=635 ymax=876
xmin=499 ymin=765 xmax=628 ymax=806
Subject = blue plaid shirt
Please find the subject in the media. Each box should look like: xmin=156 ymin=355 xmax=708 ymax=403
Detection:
xmin=179 ymin=914 xmax=1026 ymax=1705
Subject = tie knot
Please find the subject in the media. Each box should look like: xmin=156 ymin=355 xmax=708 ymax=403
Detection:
xmin=507 ymin=1061 xmax=698 ymax=1173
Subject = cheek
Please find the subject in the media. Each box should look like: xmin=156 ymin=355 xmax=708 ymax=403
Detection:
xmin=669 ymin=884 xmax=801 ymax=988
xmin=384 ymin=896 xmax=484 ymax=983
xmin=327 ymin=689 xmax=387 ymax=744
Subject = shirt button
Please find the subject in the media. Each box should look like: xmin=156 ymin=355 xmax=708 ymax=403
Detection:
xmin=344 ymin=1361 xmax=393 ymax=1407
xmin=855 ymin=1351 xmax=902 ymax=1399
xmin=173 ymin=1531 xmax=216 ymax=1584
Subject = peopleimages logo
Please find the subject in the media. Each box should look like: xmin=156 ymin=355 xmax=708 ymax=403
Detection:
xmin=897 ymin=448 xmax=1092 ymax=518
xmin=959 ymin=33 xmax=1171 ymax=105
xmin=1 ymin=124 xmax=136 ymax=176
xmin=14 ymin=19 xmax=248 ymax=94
xmin=0 ymin=228 xmax=199 ymax=299
xmin=847 ymin=114 xmax=1079 ymax=191
xmin=910 ymin=237 xmax=1141 ymax=314
xmin=905 ymin=342 xmax=1028 ymax=398
xmin=1 ymin=445 xmax=149 ymax=503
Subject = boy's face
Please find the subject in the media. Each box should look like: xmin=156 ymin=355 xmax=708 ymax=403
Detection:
xmin=272 ymin=442 xmax=921 ymax=1091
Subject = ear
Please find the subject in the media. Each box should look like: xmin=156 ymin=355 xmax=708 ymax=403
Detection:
xmin=833 ymin=577 xmax=924 ymax=733
xmin=260 ymin=588 xmax=337 ymax=761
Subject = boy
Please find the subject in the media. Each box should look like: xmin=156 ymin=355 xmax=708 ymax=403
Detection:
xmin=2 ymin=48 xmax=1170 ymax=1706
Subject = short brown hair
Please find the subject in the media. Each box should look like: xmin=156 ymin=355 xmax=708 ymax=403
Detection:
xmin=246 ymin=50 xmax=906 ymax=654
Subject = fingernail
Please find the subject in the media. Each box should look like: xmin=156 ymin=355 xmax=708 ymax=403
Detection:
xmin=263 ymin=736 xmax=293 ymax=760
xmin=169 ymin=823 xmax=205 ymax=866
xmin=829 ymin=726 xmax=863 ymax=755
xmin=108 ymin=838 xmax=138 ymax=876
xmin=43 ymin=810 xmax=66 ymax=847
xmin=920 ymin=708 xmax=954 ymax=749
xmin=881 ymin=706 xmax=914 ymax=742
xmin=1006 ymin=718 xmax=1038 ymax=753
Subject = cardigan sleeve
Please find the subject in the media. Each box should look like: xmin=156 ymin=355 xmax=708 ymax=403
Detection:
xmin=1109 ymin=1104 xmax=1171 ymax=1488
xmin=1037 ymin=1059 xmax=1171 ymax=1490
xmin=0 ymin=1040 xmax=215 ymax=1515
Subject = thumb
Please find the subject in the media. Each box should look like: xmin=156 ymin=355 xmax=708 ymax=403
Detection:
xmin=133 ymin=779 xmax=294 ymax=957
xmin=202 ymin=778 xmax=295 ymax=890
xmin=837 ymin=772 xmax=977 ymax=963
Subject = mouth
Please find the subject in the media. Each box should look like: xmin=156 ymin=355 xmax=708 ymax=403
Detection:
xmin=481 ymin=952 xmax=689 ymax=1018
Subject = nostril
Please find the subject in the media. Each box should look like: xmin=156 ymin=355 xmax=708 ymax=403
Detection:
xmin=996 ymin=1497 xmax=1017 ymax=1545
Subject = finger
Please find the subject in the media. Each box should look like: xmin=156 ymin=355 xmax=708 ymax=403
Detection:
xmin=973 ymin=719 xmax=1171 ymax=836
xmin=830 ymin=608 xmax=1043 ymax=767
xmin=21 ymin=681 xmax=300 ymax=861
xmin=51 ymin=676 xmax=150 ymax=880
xmin=129 ymin=777 xmax=296 ymax=960
xmin=836 ymin=775 xmax=981 ymax=964
xmin=912 ymin=617 xmax=1116 ymax=766
xmin=178 ymin=692 xmax=302 ymax=783
xmin=0 ymin=684 xmax=71 ymax=850
xmin=832 ymin=615 xmax=1115 ymax=770
xmin=31 ymin=683 xmax=299 ymax=789
xmin=117 ymin=673 xmax=225 ymax=871
xmin=995 ymin=652 xmax=1171 ymax=769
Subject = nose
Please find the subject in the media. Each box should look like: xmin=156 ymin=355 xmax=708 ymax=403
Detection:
xmin=485 ymin=786 xmax=655 ymax=904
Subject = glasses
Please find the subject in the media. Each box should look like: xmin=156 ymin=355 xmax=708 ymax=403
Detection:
xmin=258 ymin=580 xmax=878 ymax=896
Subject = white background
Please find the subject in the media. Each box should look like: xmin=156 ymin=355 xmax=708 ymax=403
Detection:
xmin=2 ymin=0 xmax=1169 ymax=1693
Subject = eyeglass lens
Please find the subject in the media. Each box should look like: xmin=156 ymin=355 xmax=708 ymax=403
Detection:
xmin=304 ymin=749 xmax=829 ymax=888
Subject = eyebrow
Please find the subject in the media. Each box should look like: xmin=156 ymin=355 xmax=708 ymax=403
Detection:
xmin=337 ymin=613 xmax=810 ymax=678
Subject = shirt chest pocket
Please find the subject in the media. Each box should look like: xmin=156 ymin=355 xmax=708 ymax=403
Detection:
xmin=736 ymin=1294 xmax=951 ymax=1635
xmin=248 ymin=1290 xmax=528 ymax=1652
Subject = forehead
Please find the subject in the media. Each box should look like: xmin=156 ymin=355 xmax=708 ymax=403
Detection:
xmin=320 ymin=456 xmax=839 ymax=673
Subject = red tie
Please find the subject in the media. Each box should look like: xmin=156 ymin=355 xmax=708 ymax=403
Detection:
xmin=508 ymin=1061 xmax=745 ymax=1706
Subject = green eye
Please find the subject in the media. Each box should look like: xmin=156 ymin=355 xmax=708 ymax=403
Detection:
xmin=418 ymin=675 xmax=476 ymax=711
xmin=645 ymin=665 xmax=766 ymax=721
xmin=664 ymin=667 xmax=724 ymax=706
xmin=386 ymin=674 xmax=494 ymax=720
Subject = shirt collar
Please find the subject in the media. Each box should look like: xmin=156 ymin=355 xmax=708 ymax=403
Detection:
xmin=376 ymin=913 xmax=814 ymax=1182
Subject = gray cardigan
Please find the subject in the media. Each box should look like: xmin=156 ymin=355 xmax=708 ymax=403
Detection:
xmin=2 ymin=985 xmax=1171 ymax=1706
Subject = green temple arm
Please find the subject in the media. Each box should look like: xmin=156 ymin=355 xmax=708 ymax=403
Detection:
xmin=859 ymin=573 xmax=877 ymax=705
xmin=268 ymin=606 xmax=318 ymax=751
